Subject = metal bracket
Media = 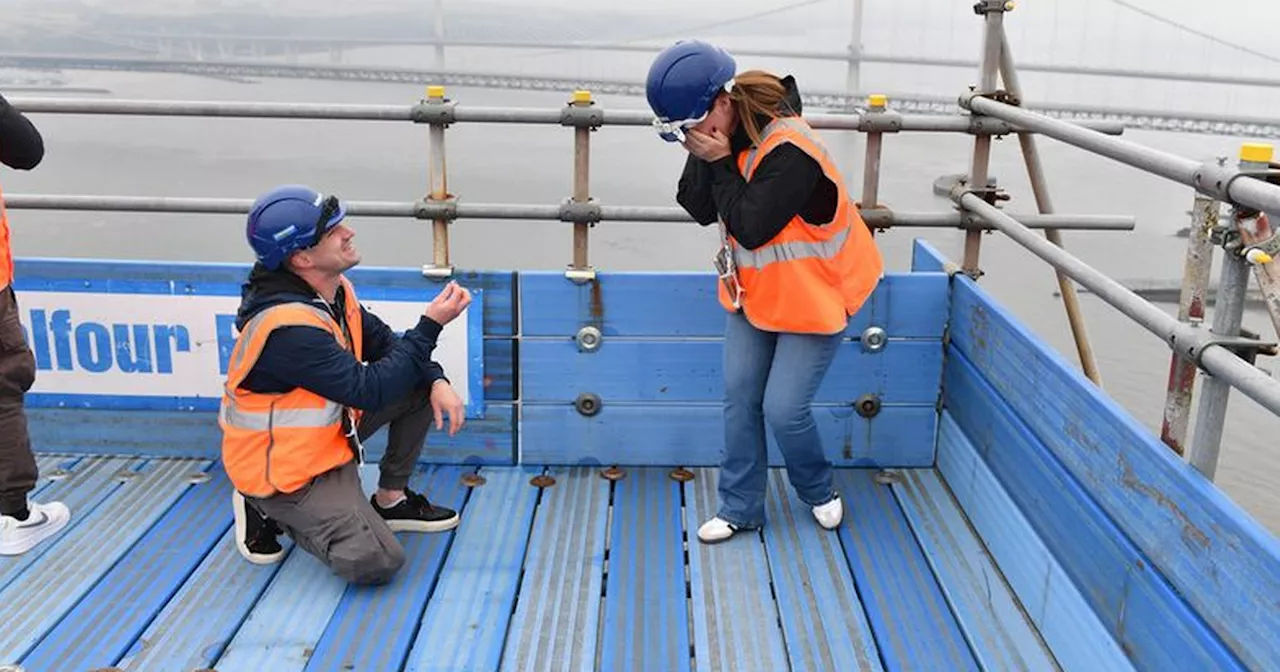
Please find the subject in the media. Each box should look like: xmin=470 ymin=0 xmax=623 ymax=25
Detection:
xmin=1173 ymin=323 xmax=1278 ymax=367
xmin=559 ymin=198 xmax=602 ymax=224
xmin=973 ymin=0 xmax=1014 ymax=14
xmin=414 ymin=196 xmax=458 ymax=222
xmin=972 ymin=88 xmax=1022 ymax=107
xmin=857 ymin=110 xmax=903 ymax=133
xmin=559 ymin=103 xmax=604 ymax=129
xmin=1243 ymin=231 xmax=1280 ymax=261
xmin=421 ymin=264 xmax=455 ymax=280
xmin=565 ymin=267 xmax=597 ymax=284
xmin=410 ymin=98 xmax=458 ymax=125
xmin=952 ymin=184 xmax=1011 ymax=210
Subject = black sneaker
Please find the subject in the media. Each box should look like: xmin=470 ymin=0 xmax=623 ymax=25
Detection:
xmin=371 ymin=488 xmax=459 ymax=533
xmin=233 ymin=491 xmax=284 ymax=565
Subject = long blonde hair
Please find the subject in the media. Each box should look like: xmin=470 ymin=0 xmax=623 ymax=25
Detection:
xmin=727 ymin=70 xmax=790 ymax=146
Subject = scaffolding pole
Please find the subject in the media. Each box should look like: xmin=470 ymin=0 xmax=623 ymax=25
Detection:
xmin=567 ymin=90 xmax=596 ymax=283
xmin=1161 ymin=193 xmax=1219 ymax=455
xmin=961 ymin=0 xmax=1010 ymax=278
xmin=423 ymin=85 xmax=452 ymax=278
xmin=998 ymin=30 xmax=1102 ymax=386
xmin=953 ymin=189 xmax=1280 ymax=420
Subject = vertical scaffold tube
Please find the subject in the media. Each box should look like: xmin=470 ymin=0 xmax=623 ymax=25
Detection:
xmin=998 ymin=30 xmax=1102 ymax=386
xmin=861 ymin=94 xmax=885 ymax=211
xmin=426 ymin=85 xmax=451 ymax=275
xmin=1161 ymin=193 xmax=1219 ymax=455
xmin=1189 ymin=145 xmax=1264 ymax=480
xmin=1234 ymin=143 xmax=1280 ymax=341
xmin=962 ymin=0 xmax=1009 ymax=277
xmin=571 ymin=89 xmax=592 ymax=276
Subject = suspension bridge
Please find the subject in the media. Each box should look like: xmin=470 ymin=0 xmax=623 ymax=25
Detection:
xmin=4 ymin=0 xmax=1280 ymax=137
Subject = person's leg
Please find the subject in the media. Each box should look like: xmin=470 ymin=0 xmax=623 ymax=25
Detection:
xmin=356 ymin=387 xmax=459 ymax=532
xmin=0 ymin=286 xmax=69 ymax=556
xmin=762 ymin=328 xmax=845 ymax=528
xmin=251 ymin=461 xmax=407 ymax=585
xmin=698 ymin=311 xmax=776 ymax=543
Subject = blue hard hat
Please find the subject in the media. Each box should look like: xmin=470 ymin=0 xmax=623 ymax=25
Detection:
xmin=646 ymin=40 xmax=736 ymax=141
xmin=245 ymin=184 xmax=346 ymax=270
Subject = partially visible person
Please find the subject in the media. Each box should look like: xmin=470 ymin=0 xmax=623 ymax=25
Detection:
xmin=647 ymin=41 xmax=885 ymax=544
xmin=221 ymin=184 xmax=470 ymax=585
xmin=0 ymin=90 xmax=71 ymax=556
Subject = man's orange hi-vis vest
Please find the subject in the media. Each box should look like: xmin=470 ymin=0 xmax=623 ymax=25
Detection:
xmin=219 ymin=276 xmax=365 ymax=497
xmin=717 ymin=116 xmax=884 ymax=335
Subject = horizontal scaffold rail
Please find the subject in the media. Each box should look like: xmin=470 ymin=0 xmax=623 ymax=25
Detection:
xmin=0 ymin=193 xmax=1136 ymax=231
xmin=6 ymin=96 xmax=1125 ymax=136
xmin=3 ymin=53 xmax=1277 ymax=137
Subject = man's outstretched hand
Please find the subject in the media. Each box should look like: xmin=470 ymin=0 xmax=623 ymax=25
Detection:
xmin=430 ymin=379 xmax=466 ymax=436
xmin=424 ymin=281 xmax=472 ymax=326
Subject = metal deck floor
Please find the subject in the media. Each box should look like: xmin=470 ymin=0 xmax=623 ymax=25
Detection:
xmin=3 ymin=455 xmax=1061 ymax=671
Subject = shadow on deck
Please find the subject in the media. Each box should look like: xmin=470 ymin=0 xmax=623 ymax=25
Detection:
xmin=3 ymin=454 xmax=1055 ymax=672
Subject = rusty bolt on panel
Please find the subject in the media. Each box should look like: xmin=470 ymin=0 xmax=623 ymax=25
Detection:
xmin=530 ymin=474 xmax=557 ymax=488
xmin=115 ymin=470 xmax=141 ymax=482
xmin=460 ymin=472 xmax=486 ymax=487
xmin=669 ymin=468 xmax=695 ymax=482
xmin=185 ymin=472 xmax=211 ymax=485
xmin=873 ymin=470 xmax=903 ymax=485
xmin=600 ymin=466 xmax=626 ymax=481
xmin=45 ymin=468 xmax=70 ymax=481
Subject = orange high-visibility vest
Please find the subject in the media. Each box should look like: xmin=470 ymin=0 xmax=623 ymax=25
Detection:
xmin=220 ymin=275 xmax=365 ymax=497
xmin=716 ymin=116 xmax=884 ymax=335
xmin=0 ymin=183 xmax=13 ymax=290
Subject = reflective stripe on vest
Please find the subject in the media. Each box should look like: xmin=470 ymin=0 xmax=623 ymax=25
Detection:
xmin=733 ymin=224 xmax=850 ymax=270
xmin=0 ymin=182 xmax=12 ymax=290
xmin=219 ymin=400 xmax=344 ymax=432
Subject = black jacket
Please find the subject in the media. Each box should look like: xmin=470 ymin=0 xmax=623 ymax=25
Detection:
xmin=0 ymin=92 xmax=44 ymax=170
xmin=233 ymin=263 xmax=448 ymax=413
xmin=675 ymin=75 xmax=838 ymax=250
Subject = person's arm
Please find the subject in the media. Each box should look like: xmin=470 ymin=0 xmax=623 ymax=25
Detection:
xmin=361 ymin=305 xmax=449 ymax=386
xmin=0 ymin=93 xmax=44 ymax=170
xmin=255 ymin=316 xmax=445 ymax=411
xmin=676 ymin=153 xmax=719 ymax=225
xmin=706 ymin=143 xmax=824 ymax=250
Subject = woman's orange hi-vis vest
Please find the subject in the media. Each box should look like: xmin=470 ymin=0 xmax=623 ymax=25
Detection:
xmin=220 ymin=276 xmax=365 ymax=497
xmin=716 ymin=116 xmax=884 ymax=335
xmin=0 ymin=183 xmax=14 ymax=290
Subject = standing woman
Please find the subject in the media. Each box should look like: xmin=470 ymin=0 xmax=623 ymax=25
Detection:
xmin=646 ymin=40 xmax=884 ymax=544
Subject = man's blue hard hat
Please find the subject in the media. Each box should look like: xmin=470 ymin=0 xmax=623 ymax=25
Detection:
xmin=645 ymin=40 xmax=736 ymax=141
xmin=245 ymin=184 xmax=346 ymax=270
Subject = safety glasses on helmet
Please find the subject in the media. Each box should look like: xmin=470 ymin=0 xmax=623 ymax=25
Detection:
xmin=310 ymin=195 xmax=343 ymax=247
xmin=652 ymin=110 xmax=709 ymax=143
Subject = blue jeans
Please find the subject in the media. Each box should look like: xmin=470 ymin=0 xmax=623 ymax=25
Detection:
xmin=716 ymin=310 xmax=843 ymax=529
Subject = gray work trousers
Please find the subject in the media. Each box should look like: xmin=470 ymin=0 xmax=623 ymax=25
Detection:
xmin=0 ymin=286 xmax=37 ymax=518
xmin=249 ymin=389 xmax=435 ymax=585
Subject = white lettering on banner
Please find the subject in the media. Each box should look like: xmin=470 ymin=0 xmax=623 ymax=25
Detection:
xmin=13 ymin=291 xmax=476 ymax=408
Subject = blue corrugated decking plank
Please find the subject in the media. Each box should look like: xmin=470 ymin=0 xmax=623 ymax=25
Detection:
xmin=503 ymin=466 xmax=610 ymax=671
xmin=303 ymin=465 xmax=469 ymax=672
xmin=20 ymin=465 xmax=227 ymax=670
xmin=761 ymin=470 xmax=884 ymax=671
xmin=598 ymin=467 xmax=691 ymax=672
xmin=685 ymin=467 xmax=790 ymax=672
xmin=834 ymin=469 xmax=979 ymax=671
xmin=404 ymin=466 xmax=542 ymax=672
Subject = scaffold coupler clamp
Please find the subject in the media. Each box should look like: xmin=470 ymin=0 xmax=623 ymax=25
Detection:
xmin=411 ymin=91 xmax=457 ymax=126
xmin=973 ymin=0 xmax=1015 ymax=15
xmin=1176 ymin=323 xmax=1279 ymax=369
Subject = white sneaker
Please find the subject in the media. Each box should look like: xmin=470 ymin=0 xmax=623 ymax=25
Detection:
xmin=0 ymin=500 xmax=71 ymax=556
xmin=696 ymin=516 xmax=741 ymax=544
xmin=813 ymin=495 xmax=843 ymax=530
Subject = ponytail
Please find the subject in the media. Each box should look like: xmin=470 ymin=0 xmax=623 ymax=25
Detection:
xmin=727 ymin=70 xmax=789 ymax=146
